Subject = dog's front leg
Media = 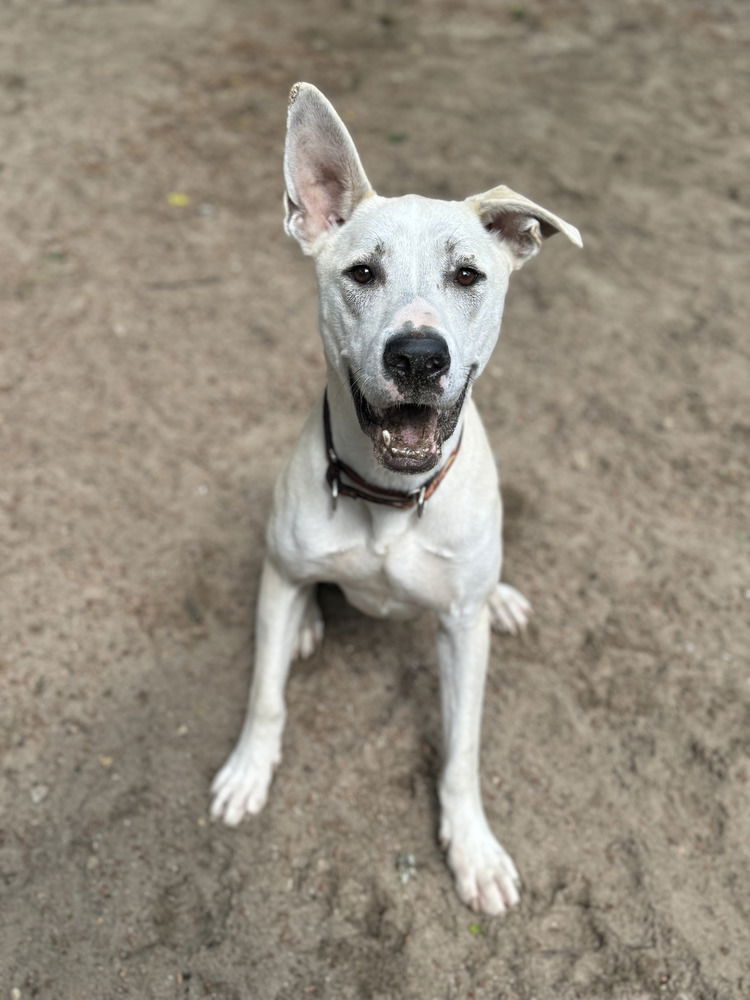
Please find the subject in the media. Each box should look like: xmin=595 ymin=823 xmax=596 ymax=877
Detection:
xmin=211 ymin=556 xmax=311 ymax=826
xmin=437 ymin=603 xmax=521 ymax=915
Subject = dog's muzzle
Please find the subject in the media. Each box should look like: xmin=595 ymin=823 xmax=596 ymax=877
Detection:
xmin=350 ymin=332 xmax=468 ymax=473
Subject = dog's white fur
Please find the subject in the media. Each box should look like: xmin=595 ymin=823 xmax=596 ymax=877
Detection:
xmin=211 ymin=83 xmax=581 ymax=915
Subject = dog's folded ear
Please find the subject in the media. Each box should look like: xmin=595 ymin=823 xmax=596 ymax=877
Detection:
xmin=283 ymin=83 xmax=374 ymax=254
xmin=467 ymin=185 xmax=582 ymax=270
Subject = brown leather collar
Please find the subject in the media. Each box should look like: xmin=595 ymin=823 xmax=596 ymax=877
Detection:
xmin=323 ymin=391 xmax=462 ymax=517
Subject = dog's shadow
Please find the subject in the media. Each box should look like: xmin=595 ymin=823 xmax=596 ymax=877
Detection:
xmin=289 ymin=582 xmax=443 ymax=825
xmin=500 ymin=480 xmax=538 ymax=548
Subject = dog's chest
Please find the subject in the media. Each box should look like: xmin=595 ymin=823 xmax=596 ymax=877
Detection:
xmin=307 ymin=509 xmax=456 ymax=618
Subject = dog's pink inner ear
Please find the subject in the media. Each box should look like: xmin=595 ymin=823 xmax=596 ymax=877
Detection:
xmin=482 ymin=210 xmax=546 ymax=266
xmin=286 ymin=143 xmax=371 ymax=247
xmin=486 ymin=213 xmax=557 ymax=240
xmin=285 ymin=165 xmax=347 ymax=246
xmin=300 ymin=168 xmax=346 ymax=231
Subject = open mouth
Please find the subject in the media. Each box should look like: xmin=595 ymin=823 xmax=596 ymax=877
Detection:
xmin=350 ymin=375 xmax=470 ymax=473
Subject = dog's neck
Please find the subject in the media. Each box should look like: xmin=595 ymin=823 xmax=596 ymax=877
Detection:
xmin=323 ymin=373 xmax=465 ymax=496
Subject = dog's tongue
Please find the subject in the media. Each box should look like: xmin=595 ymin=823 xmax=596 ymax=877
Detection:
xmin=392 ymin=405 xmax=438 ymax=445
xmin=375 ymin=404 xmax=441 ymax=470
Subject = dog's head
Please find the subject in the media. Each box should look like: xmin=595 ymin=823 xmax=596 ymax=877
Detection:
xmin=283 ymin=83 xmax=582 ymax=474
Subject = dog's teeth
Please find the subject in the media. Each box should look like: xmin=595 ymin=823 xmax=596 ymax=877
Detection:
xmin=382 ymin=428 xmax=391 ymax=447
xmin=391 ymin=445 xmax=429 ymax=459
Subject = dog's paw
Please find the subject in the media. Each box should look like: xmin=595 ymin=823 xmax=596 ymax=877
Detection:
xmin=210 ymin=741 xmax=278 ymax=826
xmin=489 ymin=582 xmax=531 ymax=635
xmin=441 ymin=818 xmax=521 ymax=915
xmin=293 ymin=597 xmax=324 ymax=660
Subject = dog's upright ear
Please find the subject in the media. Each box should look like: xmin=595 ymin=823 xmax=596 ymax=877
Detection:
xmin=467 ymin=185 xmax=582 ymax=271
xmin=283 ymin=83 xmax=374 ymax=254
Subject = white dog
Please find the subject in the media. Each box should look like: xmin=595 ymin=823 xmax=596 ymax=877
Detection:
xmin=211 ymin=83 xmax=581 ymax=914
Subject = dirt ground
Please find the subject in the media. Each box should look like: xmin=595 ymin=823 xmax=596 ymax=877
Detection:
xmin=1 ymin=0 xmax=749 ymax=997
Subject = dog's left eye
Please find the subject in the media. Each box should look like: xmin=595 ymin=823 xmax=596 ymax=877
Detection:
xmin=347 ymin=264 xmax=376 ymax=285
xmin=455 ymin=266 xmax=483 ymax=287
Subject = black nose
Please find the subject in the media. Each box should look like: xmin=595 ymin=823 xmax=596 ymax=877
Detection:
xmin=383 ymin=331 xmax=450 ymax=383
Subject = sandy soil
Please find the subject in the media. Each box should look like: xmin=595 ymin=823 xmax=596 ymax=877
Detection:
xmin=1 ymin=1 xmax=749 ymax=997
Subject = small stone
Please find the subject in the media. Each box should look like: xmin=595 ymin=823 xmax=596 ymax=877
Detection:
xmin=30 ymin=784 xmax=49 ymax=805
xmin=395 ymin=852 xmax=417 ymax=884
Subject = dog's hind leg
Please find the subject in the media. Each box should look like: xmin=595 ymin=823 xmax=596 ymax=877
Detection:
xmin=211 ymin=557 xmax=311 ymax=826
xmin=488 ymin=582 xmax=531 ymax=636
xmin=293 ymin=588 xmax=324 ymax=660
xmin=436 ymin=604 xmax=521 ymax=915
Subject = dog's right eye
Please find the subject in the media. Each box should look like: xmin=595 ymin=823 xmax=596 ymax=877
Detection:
xmin=347 ymin=264 xmax=375 ymax=285
xmin=454 ymin=266 xmax=483 ymax=287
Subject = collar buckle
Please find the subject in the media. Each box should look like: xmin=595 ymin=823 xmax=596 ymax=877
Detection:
xmin=330 ymin=474 xmax=339 ymax=511
xmin=415 ymin=485 xmax=427 ymax=518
